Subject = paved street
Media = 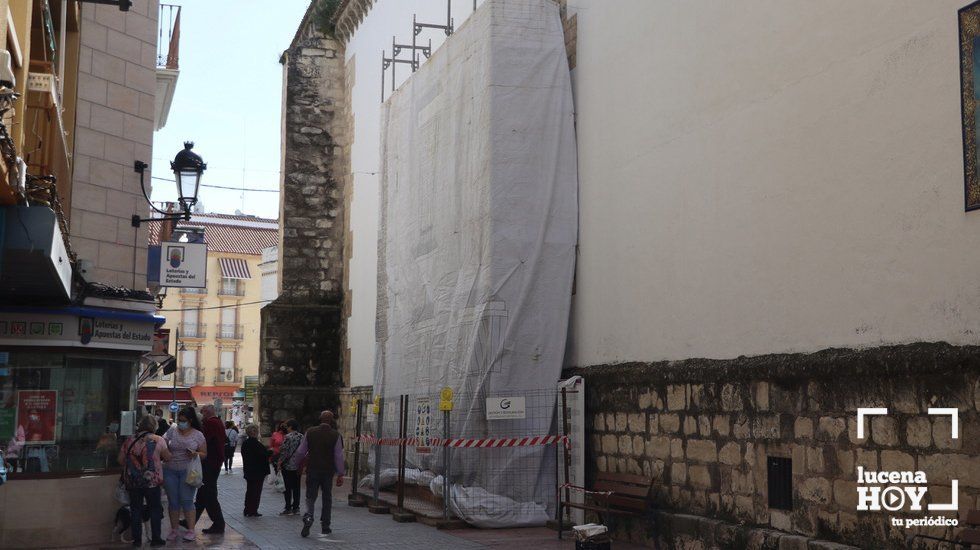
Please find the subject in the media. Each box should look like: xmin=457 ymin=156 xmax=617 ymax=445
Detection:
xmin=107 ymin=455 xmax=618 ymax=549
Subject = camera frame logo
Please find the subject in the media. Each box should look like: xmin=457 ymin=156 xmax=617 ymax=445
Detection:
xmin=855 ymin=407 xmax=959 ymax=529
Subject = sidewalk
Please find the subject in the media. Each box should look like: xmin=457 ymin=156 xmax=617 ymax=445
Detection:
xmin=112 ymin=455 xmax=643 ymax=549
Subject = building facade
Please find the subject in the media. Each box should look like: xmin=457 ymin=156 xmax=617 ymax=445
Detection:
xmin=0 ymin=0 xmax=182 ymax=547
xmin=145 ymin=213 xmax=277 ymax=424
xmin=271 ymin=1 xmax=980 ymax=548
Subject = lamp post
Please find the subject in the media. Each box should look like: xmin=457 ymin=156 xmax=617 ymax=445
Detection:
xmin=132 ymin=142 xmax=207 ymax=227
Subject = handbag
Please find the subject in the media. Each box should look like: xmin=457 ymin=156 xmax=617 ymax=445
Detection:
xmin=115 ymin=479 xmax=131 ymax=504
xmin=185 ymin=454 xmax=204 ymax=487
xmin=272 ymin=470 xmax=285 ymax=493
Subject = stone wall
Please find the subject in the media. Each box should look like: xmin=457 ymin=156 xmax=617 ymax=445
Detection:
xmin=573 ymin=343 xmax=980 ymax=549
xmin=258 ymin=13 xmax=350 ymax=435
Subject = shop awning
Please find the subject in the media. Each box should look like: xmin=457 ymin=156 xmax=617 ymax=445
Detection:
xmin=138 ymin=387 xmax=194 ymax=403
xmin=218 ymin=258 xmax=251 ymax=279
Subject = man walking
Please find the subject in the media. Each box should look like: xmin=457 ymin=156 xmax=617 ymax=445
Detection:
xmin=194 ymin=404 xmax=226 ymax=534
xmin=293 ymin=410 xmax=345 ymax=537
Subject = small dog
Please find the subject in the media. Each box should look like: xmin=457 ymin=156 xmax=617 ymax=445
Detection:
xmin=112 ymin=505 xmax=151 ymax=543
xmin=112 ymin=506 xmax=133 ymax=543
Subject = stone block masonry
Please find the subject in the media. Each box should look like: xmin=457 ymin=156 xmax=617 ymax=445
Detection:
xmin=571 ymin=342 xmax=980 ymax=549
xmin=258 ymin=12 xmax=350 ymax=435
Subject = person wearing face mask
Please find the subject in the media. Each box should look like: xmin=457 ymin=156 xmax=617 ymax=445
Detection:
xmin=162 ymin=407 xmax=206 ymax=543
xmin=154 ymin=409 xmax=170 ymax=436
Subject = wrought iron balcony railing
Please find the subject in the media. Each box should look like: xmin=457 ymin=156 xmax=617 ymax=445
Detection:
xmin=179 ymin=323 xmax=206 ymax=339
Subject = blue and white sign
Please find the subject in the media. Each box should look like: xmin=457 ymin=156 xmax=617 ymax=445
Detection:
xmin=169 ymin=401 xmax=179 ymax=413
xmin=159 ymin=241 xmax=207 ymax=288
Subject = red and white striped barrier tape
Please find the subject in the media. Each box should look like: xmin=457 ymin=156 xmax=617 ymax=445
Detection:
xmin=357 ymin=434 xmax=569 ymax=448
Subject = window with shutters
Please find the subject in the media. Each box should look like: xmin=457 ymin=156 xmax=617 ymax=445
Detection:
xmin=181 ymin=349 xmax=198 ymax=385
xmin=219 ymin=350 xmax=236 ymax=382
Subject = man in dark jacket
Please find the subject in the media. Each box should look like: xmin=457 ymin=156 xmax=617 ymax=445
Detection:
xmin=194 ymin=404 xmax=226 ymax=533
xmin=241 ymin=424 xmax=270 ymax=516
xmin=154 ymin=409 xmax=169 ymax=436
xmin=293 ymin=410 xmax=345 ymax=537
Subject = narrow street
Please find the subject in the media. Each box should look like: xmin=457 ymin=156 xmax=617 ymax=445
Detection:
xmin=101 ymin=455 xmax=623 ymax=549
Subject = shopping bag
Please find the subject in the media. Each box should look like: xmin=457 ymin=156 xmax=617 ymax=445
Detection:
xmin=185 ymin=455 xmax=204 ymax=487
xmin=115 ymin=479 xmax=131 ymax=504
xmin=272 ymin=471 xmax=285 ymax=493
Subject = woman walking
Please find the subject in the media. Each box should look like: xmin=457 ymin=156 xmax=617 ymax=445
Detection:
xmin=269 ymin=421 xmax=285 ymax=477
xmin=240 ymin=424 xmax=270 ymax=516
xmin=162 ymin=406 xmax=207 ymax=543
xmin=118 ymin=415 xmax=171 ymax=547
xmin=224 ymin=422 xmax=239 ymax=473
xmin=277 ymin=419 xmax=303 ymax=515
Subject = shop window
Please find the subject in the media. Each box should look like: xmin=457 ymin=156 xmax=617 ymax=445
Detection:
xmin=0 ymin=352 xmax=135 ymax=476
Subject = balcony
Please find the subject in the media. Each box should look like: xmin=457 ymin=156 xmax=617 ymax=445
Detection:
xmin=217 ymin=369 xmax=240 ymax=384
xmin=218 ymin=283 xmax=245 ymax=297
xmin=216 ymin=324 xmax=243 ymax=340
xmin=155 ymin=4 xmax=181 ymax=130
xmin=179 ymin=323 xmax=206 ymax=339
xmin=180 ymin=287 xmax=207 ymax=296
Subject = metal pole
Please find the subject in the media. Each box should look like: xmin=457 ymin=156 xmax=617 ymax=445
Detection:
xmin=561 ymin=388 xmax=571 ymax=525
xmin=172 ymin=329 xmax=179 ymax=421
xmin=351 ymin=399 xmax=363 ymax=496
xmin=442 ymin=408 xmax=450 ymax=519
xmin=373 ymin=397 xmax=384 ymax=504
xmin=396 ymin=395 xmax=406 ymax=510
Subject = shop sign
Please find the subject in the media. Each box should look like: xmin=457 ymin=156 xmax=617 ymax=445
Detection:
xmin=0 ymin=312 xmax=154 ymax=351
xmin=159 ymin=241 xmax=207 ymax=288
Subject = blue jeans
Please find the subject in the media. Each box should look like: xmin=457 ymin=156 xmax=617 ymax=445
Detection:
xmin=162 ymin=468 xmax=197 ymax=511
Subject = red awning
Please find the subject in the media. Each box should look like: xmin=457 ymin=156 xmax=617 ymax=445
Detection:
xmin=138 ymin=388 xmax=194 ymax=403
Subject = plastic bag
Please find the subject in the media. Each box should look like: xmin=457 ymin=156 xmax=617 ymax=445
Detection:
xmin=185 ymin=455 xmax=204 ymax=487
xmin=115 ymin=480 xmax=130 ymax=504
xmin=272 ymin=471 xmax=285 ymax=493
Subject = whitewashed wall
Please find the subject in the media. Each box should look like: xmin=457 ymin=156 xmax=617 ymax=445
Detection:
xmin=566 ymin=0 xmax=980 ymax=366
xmin=344 ymin=0 xmax=485 ymax=387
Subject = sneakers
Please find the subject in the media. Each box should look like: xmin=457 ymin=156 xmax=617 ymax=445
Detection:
xmin=182 ymin=530 xmax=196 ymax=542
xmin=291 ymin=507 xmax=300 ymax=515
xmin=301 ymin=514 xmax=313 ymax=538
xmin=150 ymin=538 xmax=166 ymax=547
xmin=322 ymin=526 xmax=332 ymax=535
xmin=279 ymin=509 xmax=292 ymax=516
xmin=202 ymin=526 xmax=225 ymax=534
xmin=166 ymin=529 xmax=179 ymax=542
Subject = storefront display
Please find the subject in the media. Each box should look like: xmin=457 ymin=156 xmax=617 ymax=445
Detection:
xmin=0 ymin=351 xmax=136 ymax=475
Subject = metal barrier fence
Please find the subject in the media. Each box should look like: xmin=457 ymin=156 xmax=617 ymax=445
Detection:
xmin=348 ymin=387 xmax=574 ymax=526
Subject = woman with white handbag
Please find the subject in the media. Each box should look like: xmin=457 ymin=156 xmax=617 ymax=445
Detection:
xmin=162 ymin=406 xmax=206 ymax=543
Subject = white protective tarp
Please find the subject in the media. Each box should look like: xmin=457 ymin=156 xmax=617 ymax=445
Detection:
xmin=375 ymin=0 xmax=578 ymax=526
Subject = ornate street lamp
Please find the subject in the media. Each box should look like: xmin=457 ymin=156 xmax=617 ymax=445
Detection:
xmin=171 ymin=142 xmax=206 ymax=213
xmin=132 ymin=142 xmax=207 ymax=227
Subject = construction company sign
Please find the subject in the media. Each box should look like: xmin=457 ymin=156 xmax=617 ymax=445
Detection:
xmin=855 ymin=408 xmax=959 ymax=529
xmin=159 ymin=241 xmax=207 ymax=288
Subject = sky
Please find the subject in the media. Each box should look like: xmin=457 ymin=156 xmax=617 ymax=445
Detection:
xmin=150 ymin=0 xmax=312 ymax=220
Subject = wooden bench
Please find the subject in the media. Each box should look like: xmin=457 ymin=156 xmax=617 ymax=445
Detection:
xmin=557 ymin=472 xmax=655 ymax=540
xmin=911 ymin=510 xmax=980 ymax=548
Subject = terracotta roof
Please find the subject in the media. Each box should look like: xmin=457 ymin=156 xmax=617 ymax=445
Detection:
xmin=147 ymin=213 xmax=279 ymax=256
